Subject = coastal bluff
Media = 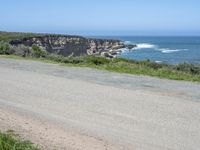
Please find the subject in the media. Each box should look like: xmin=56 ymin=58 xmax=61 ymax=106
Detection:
xmin=9 ymin=34 xmax=136 ymax=57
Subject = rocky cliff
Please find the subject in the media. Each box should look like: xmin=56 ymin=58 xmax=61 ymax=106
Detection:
xmin=10 ymin=35 xmax=136 ymax=57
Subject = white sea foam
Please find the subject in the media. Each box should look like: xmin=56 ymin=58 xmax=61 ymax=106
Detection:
xmin=159 ymin=48 xmax=188 ymax=54
xmin=134 ymin=43 xmax=156 ymax=49
xmin=119 ymin=48 xmax=129 ymax=53
xmin=155 ymin=60 xmax=163 ymax=63
xmin=121 ymin=41 xmax=188 ymax=55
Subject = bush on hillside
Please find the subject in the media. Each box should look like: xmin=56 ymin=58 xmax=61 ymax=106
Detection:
xmin=175 ymin=63 xmax=200 ymax=75
xmin=112 ymin=57 xmax=133 ymax=63
xmin=10 ymin=44 xmax=32 ymax=57
xmin=146 ymin=62 xmax=165 ymax=70
xmin=46 ymin=54 xmax=65 ymax=62
xmin=0 ymin=41 xmax=11 ymax=54
xmin=32 ymin=45 xmax=47 ymax=58
xmin=85 ymin=56 xmax=110 ymax=65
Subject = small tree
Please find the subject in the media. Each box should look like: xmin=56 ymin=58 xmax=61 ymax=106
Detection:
xmin=32 ymin=45 xmax=47 ymax=58
xmin=0 ymin=41 xmax=10 ymax=54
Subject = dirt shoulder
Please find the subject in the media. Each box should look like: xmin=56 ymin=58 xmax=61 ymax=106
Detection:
xmin=0 ymin=107 xmax=117 ymax=150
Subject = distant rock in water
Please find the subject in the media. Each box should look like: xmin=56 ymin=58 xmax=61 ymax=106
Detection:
xmin=10 ymin=35 xmax=136 ymax=58
xmin=127 ymin=45 xmax=136 ymax=50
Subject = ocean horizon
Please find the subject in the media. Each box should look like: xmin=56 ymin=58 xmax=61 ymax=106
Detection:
xmin=93 ymin=36 xmax=200 ymax=65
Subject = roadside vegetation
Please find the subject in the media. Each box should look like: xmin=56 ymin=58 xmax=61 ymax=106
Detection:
xmin=32 ymin=55 xmax=200 ymax=82
xmin=1 ymin=31 xmax=200 ymax=82
xmin=1 ymin=52 xmax=200 ymax=82
xmin=0 ymin=130 xmax=40 ymax=150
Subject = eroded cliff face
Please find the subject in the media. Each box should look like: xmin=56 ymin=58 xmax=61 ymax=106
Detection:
xmin=10 ymin=35 xmax=133 ymax=57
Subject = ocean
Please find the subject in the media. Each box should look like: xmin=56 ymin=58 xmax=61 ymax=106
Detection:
xmin=96 ymin=36 xmax=200 ymax=64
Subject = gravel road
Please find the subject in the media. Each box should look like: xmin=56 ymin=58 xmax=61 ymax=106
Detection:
xmin=0 ymin=58 xmax=200 ymax=150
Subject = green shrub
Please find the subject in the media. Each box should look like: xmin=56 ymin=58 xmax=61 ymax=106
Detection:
xmin=85 ymin=56 xmax=110 ymax=65
xmin=175 ymin=63 xmax=200 ymax=75
xmin=112 ymin=57 xmax=133 ymax=63
xmin=0 ymin=131 xmax=40 ymax=150
xmin=10 ymin=45 xmax=32 ymax=57
xmin=0 ymin=41 xmax=10 ymax=54
xmin=46 ymin=54 xmax=84 ymax=64
xmin=146 ymin=62 xmax=164 ymax=70
xmin=46 ymin=54 xmax=65 ymax=63
xmin=70 ymin=57 xmax=84 ymax=64
xmin=32 ymin=45 xmax=47 ymax=58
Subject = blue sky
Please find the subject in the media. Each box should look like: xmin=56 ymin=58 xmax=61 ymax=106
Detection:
xmin=1 ymin=0 xmax=200 ymax=36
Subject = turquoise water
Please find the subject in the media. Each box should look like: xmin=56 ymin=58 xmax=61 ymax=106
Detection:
xmin=98 ymin=36 xmax=200 ymax=64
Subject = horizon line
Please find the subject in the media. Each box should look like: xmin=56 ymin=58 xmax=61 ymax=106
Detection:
xmin=1 ymin=30 xmax=200 ymax=37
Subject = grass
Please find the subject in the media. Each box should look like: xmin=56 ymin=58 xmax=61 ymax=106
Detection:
xmin=0 ymin=31 xmax=44 ymax=42
xmin=1 ymin=54 xmax=200 ymax=82
xmin=0 ymin=130 xmax=40 ymax=150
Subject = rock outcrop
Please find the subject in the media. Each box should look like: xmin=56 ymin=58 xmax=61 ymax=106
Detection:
xmin=10 ymin=35 xmax=136 ymax=58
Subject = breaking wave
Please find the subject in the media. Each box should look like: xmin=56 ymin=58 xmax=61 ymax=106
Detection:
xmin=117 ymin=48 xmax=129 ymax=53
xmin=132 ymin=43 xmax=188 ymax=54
xmin=122 ymin=41 xmax=188 ymax=54
xmin=134 ymin=43 xmax=156 ymax=49
xmin=159 ymin=48 xmax=188 ymax=54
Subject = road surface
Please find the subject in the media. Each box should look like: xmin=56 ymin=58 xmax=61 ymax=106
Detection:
xmin=0 ymin=58 xmax=200 ymax=150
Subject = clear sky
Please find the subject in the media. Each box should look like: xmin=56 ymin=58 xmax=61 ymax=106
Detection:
xmin=1 ymin=0 xmax=200 ymax=36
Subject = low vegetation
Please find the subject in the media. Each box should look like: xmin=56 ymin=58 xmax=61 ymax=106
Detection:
xmin=0 ymin=131 xmax=40 ymax=150
xmin=0 ymin=41 xmax=10 ymax=54
xmin=0 ymin=31 xmax=44 ymax=42
xmin=47 ymin=55 xmax=200 ymax=82
xmin=1 ymin=53 xmax=200 ymax=82
xmin=31 ymin=45 xmax=47 ymax=58
xmin=0 ymin=31 xmax=77 ymax=42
